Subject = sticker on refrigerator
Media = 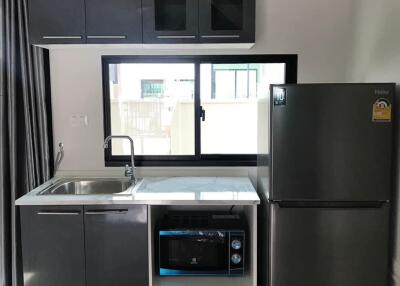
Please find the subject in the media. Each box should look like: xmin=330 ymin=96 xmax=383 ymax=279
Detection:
xmin=372 ymin=98 xmax=392 ymax=122
xmin=273 ymin=88 xmax=286 ymax=106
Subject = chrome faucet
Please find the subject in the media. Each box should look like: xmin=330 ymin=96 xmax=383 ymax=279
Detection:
xmin=54 ymin=142 xmax=64 ymax=174
xmin=103 ymin=135 xmax=136 ymax=184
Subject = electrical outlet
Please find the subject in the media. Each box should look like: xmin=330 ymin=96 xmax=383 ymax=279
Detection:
xmin=70 ymin=114 xmax=88 ymax=127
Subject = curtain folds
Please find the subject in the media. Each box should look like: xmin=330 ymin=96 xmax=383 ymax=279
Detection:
xmin=0 ymin=0 xmax=53 ymax=285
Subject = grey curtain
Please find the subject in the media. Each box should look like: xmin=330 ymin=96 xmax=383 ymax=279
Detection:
xmin=0 ymin=0 xmax=53 ymax=285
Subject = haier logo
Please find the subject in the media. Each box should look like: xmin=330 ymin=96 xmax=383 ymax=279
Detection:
xmin=374 ymin=89 xmax=390 ymax=96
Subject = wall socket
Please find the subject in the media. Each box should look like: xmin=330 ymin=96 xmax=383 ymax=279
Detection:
xmin=70 ymin=114 xmax=88 ymax=127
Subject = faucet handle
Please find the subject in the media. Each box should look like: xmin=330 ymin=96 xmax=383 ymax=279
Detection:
xmin=124 ymin=164 xmax=133 ymax=176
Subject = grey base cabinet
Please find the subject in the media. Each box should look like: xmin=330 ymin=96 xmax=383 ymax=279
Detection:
xmin=20 ymin=205 xmax=149 ymax=286
xmin=20 ymin=206 xmax=86 ymax=286
xmin=84 ymin=205 xmax=149 ymax=286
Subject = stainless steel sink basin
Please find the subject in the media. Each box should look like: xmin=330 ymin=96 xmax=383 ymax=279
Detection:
xmin=39 ymin=179 xmax=134 ymax=195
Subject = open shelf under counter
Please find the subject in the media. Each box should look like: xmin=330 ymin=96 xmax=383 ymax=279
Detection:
xmin=152 ymin=275 xmax=253 ymax=286
xmin=148 ymin=204 xmax=258 ymax=286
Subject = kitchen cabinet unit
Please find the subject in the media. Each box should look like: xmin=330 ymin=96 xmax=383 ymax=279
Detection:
xmin=28 ymin=0 xmax=86 ymax=44
xmin=84 ymin=205 xmax=149 ymax=286
xmin=199 ymin=0 xmax=255 ymax=43
xmin=20 ymin=205 xmax=149 ymax=286
xmin=27 ymin=0 xmax=255 ymax=45
xmin=17 ymin=177 xmax=260 ymax=286
xmin=142 ymin=0 xmax=198 ymax=43
xmin=85 ymin=0 xmax=142 ymax=43
xmin=20 ymin=206 xmax=86 ymax=286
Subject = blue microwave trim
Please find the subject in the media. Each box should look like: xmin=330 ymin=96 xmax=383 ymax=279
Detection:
xmin=159 ymin=268 xmax=243 ymax=276
xmin=159 ymin=231 xmax=207 ymax=236
xmin=159 ymin=230 xmax=244 ymax=236
xmin=159 ymin=230 xmax=233 ymax=236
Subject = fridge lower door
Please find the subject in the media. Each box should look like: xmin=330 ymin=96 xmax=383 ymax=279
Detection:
xmin=270 ymin=202 xmax=390 ymax=286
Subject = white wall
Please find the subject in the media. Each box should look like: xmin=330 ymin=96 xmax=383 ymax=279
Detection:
xmin=346 ymin=0 xmax=400 ymax=283
xmin=50 ymin=0 xmax=355 ymax=178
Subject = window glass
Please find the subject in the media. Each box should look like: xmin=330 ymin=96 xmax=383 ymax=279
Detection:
xmin=109 ymin=63 xmax=195 ymax=156
xmin=104 ymin=56 xmax=295 ymax=165
xmin=200 ymin=63 xmax=286 ymax=154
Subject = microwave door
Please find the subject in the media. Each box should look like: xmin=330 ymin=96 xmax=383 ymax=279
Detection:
xmin=159 ymin=231 xmax=229 ymax=275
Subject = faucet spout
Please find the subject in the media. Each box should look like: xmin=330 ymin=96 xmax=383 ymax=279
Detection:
xmin=103 ymin=135 xmax=136 ymax=184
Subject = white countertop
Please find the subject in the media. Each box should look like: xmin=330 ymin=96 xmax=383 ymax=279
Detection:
xmin=15 ymin=177 xmax=260 ymax=206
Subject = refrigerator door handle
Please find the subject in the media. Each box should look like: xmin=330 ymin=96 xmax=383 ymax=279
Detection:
xmin=276 ymin=201 xmax=387 ymax=209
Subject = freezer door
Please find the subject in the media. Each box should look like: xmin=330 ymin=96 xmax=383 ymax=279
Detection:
xmin=270 ymin=203 xmax=390 ymax=286
xmin=271 ymin=84 xmax=394 ymax=201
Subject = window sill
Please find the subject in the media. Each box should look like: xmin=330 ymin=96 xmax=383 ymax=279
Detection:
xmin=105 ymin=159 xmax=257 ymax=167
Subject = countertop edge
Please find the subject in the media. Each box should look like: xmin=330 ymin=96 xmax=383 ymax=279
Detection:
xmin=15 ymin=176 xmax=261 ymax=206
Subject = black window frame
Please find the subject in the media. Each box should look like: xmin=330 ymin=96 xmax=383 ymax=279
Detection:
xmin=102 ymin=54 xmax=298 ymax=167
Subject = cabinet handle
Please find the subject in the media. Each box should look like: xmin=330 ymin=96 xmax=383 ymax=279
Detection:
xmin=156 ymin=35 xmax=196 ymax=39
xmin=201 ymin=35 xmax=240 ymax=38
xmin=85 ymin=210 xmax=128 ymax=215
xmin=87 ymin=35 xmax=127 ymax=39
xmin=37 ymin=211 xmax=81 ymax=215
xmin=42 ymin=36 xmax=83 ymax=39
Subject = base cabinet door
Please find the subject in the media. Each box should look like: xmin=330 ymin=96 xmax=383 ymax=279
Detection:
xmin=20 ymin=206 xmax=85 ymax=286
xmin=84 ymin=205 xmax=149 ymax=286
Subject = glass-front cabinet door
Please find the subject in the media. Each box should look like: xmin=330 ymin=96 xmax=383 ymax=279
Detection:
xmin=199 ymin=0 xmax=255 ymax=43
xmin=142 ymin=0 xmax=198 ymax=43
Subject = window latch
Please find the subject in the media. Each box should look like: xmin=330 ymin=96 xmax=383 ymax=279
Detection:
xmin=200 ymin=106 xmax=206 ymax=122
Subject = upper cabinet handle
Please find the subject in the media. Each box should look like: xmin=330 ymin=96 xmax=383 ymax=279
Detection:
xmin=87 ymin=35 xmax=127 ymax=39
xmin=201 ymin=35 xmax=240 ymax=38
xmin=42 ymin=36 xmax=83 ymax=39
xmin=157 ymin=35 xmax=196 ymax=39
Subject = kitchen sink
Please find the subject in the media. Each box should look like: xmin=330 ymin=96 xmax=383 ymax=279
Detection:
xmin=38 ymin=179 xmax=135 ymax=195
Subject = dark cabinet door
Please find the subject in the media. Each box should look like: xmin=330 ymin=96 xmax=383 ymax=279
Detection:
xmin=84 ymin=205 xmax=149 ymax=286
xmin=20 ymin=205 xmax=85 ymax=286
xmin=28 ymin=0 xmax=85 ymax=44
xmin=199 ymin=0 xmax=255 ymax=43
xmin=142 ymin=0 xmax=198 ymax=43
xmin=85 ymin=0 xmax=142 ymax=43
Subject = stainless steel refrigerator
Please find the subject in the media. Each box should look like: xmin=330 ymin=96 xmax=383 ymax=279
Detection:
xmin=257 ymin=83 xmax=395 ymax=286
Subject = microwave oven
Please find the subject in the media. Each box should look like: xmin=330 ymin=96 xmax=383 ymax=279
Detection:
xmin=157 ymin=211 xmax=246 ymax=276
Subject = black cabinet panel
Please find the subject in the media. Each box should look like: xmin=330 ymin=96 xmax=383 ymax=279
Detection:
xmin=20 ymin=206 xmax=85 ymax=286
xmin=84 ymin=205 xmax=149 ymax=286
xmin=142 ymin=0 xmax=198 ymax=43
xmin=199 ymin=0 xmax=255 ymax=43
xmin=211 ymin=0 xmax=243 ymax=30
xmin=155 ymin=0 xmax=187 ymax=31
xmin=86 ymin=0 xmax=142 ymax=44
xmin=28 ymin=0 xmax=85 ymax=44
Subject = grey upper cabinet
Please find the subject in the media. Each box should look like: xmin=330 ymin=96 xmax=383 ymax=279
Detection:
xmin=199 ymin=0 xmax=255 ymax=43
xmin=142 ymin=0 xmax=199 ymax=43
xmin=85 ymin=0 xmax=142 ymax=44
xmin=28 ymin=0 xmax=86 ymax=44
xmin=84 ymin=205 xmax=149 ymax=286
xmin=20 ymin=206 xmax=86 ymax=286
xmin=27 ymin=0 xmax=255 ymax=45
